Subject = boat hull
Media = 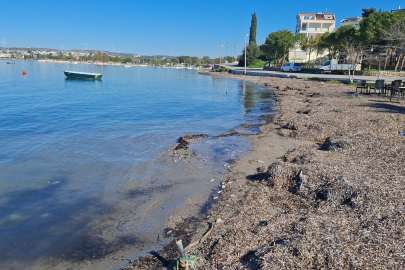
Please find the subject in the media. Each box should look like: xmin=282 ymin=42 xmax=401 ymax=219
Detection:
xmin=63 ymin=71 xmax=102 ymax=80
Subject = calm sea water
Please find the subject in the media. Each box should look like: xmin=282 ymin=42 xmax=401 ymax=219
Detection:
xmin=0 ymin=60 xmax=275 ymax=269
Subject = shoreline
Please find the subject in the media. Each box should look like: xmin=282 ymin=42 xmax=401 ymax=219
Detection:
xmin=124 ymin=72 xmax=405 ymax=269
xmin=122 ymin=73 xmax=320 ymax=269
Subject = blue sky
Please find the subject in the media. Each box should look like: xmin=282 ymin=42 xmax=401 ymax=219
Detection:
xmin=0 ymin=0 xmax=399 ymax=58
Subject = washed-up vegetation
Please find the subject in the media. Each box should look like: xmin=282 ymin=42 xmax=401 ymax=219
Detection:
xmin=194 ymin=74 xmax=405 ymax=269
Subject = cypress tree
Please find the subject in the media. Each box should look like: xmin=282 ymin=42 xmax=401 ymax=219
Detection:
xmin=249 ymin=12 xmax=257 ymax=45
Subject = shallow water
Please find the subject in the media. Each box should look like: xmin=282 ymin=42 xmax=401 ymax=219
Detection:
xmin=0 ymin=60 xmax=275 ymax=269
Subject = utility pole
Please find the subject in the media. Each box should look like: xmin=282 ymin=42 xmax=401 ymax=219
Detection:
xmin=234 ymin=44 xmax=238 ymax=63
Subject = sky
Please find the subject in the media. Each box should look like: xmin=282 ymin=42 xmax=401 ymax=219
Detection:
xmin=0 ymin=0 xmax=400 ymax=58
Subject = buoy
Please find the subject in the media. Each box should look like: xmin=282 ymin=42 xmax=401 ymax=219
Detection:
xmin=23 ymin=71 xmax=26 ymax=75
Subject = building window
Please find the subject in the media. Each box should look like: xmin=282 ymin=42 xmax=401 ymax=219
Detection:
xmin=304 ymin=16 xmax=310 ymax=20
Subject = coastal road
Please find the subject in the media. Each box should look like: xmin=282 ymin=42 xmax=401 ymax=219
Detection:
xmin=222 ymin=63 xmax=399 ymax=84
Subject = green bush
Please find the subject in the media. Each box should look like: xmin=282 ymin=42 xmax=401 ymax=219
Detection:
xmin=212 ymin=68 xmax=230 ymax=73
xmin=248 ymin=59 xmax=267 ymax=68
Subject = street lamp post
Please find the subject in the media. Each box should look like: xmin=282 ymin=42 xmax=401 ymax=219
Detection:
xmin=225 ymin=45 xmax=229 ymax=63
xmin=219 ymin=44 xmax=223 ymax=69
xmin=244 ymin=34 xmax=249 ymax=75
xmin=234 ymin=44 xmax=238 ymax=63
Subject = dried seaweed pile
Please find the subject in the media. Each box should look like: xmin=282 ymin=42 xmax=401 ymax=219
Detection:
xmin=193 ymin=79 xmax=405 ymax=269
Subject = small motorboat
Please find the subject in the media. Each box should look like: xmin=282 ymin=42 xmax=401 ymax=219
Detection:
xmin=63 ymin=71 xmax=102 ymax=80
xmin=7 ymin=62 xmax=15 ymax=64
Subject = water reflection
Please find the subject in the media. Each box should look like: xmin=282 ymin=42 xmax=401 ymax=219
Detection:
xmin=64 ymin=78 xmax=102 ymax=83
xmin=241 ymin=80 xmax=274 ymax=115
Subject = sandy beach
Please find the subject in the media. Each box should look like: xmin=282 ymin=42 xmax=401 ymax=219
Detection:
xmin=124 ymin=72 xmax=405 ymax=269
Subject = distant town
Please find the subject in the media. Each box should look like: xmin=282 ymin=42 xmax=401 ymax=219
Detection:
xmin=0 ymin=47 xmax=227 ymax=66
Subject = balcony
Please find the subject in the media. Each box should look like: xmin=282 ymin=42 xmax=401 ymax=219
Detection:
xmin=297 ymin=27 xmax=336 ymax=33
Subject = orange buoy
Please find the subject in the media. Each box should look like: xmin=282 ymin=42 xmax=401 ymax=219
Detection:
xmin=23 ymin=71 xmax=26 ymax=75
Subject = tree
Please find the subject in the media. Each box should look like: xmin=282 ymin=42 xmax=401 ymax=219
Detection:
xmin=263 ymin=30 xmax=297 ymax=66
xmin=249 ymin=12 xmax=257 ymax=45
xmin=202 ymin=56 xmax=212 ymax=64
xmin=300 ymin=35 xmax=322 ymax=63
xmin=239 ymin=43 xmax=261 ymax=67
xmin=93 ymin=51 xmax=102 ymax=61
xmin=382 ymin=16 xmax=405 ymax=71
xmin=359 ymin=11 xmax=405 ymax=45
xmin=362 ymin=7 xmax=377 ymax=18
xmin=191 ymin=56 xmax=198 ymax=65
xmin=122 ymin=57 xmax=132 ymax=63
xmin=225 ymin=56 xmax=233 ymax=63
xmin=238 ymin=12 xmax=261 ymax=67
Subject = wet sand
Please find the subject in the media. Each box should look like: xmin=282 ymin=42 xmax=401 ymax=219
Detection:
xmin=124 ymin=72 xmax=405 ymax=269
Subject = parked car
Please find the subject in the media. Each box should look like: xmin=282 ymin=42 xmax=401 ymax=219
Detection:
xmin=280 ymin=62 xmax=301 ymax=72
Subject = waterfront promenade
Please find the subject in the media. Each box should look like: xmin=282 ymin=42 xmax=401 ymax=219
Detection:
xmin=223 ymin=63 xmax=400 ymax=83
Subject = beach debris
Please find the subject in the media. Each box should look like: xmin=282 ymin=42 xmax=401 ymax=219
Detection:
xmin=174 ymin=134 xmax=208 ymax=150
xmin=176 ymin=240 xmax=186 ymax=259
xmin=213 ymin=196 xmax=218 ymax=200
xmin=308 ymin=92 xmax=322 ymax=98
xmin=210 ymin=179 xmax=215 ymax=182
xmin=216 ymin=218 xmax=223 ymax=224
xmin=298 ymin=170 xmax=305 ymax=191
xmin=348 ymin=92 xmax=362 ymax=99
xmin=398 ymin=131 xmax=405 ymax=136
xmin=184 ymin=222 xmax=214 ymax=252
xmin=174 ymin=240 xmax=201 ymax=270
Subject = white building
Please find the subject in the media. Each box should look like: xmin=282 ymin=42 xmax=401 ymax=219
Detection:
xmin=291 ymin=12 xmax=336 ymax=63
xmin=0 ymin=52 xmax=11 ymax=58
xmin=391 ymin=5 xmax=405 ymax=12
xmin=296 ymin=13 xmax=336 ymax=38
xmin=340 ymin=17 xmax=362 ymax=29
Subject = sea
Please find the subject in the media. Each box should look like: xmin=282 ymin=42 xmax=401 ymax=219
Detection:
xmin=0 ymin=60 xmax=276 ymax=269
